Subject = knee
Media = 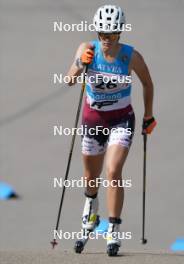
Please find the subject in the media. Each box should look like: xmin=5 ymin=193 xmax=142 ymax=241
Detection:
xmin=106 ymin=166 xmax=122 ymax=181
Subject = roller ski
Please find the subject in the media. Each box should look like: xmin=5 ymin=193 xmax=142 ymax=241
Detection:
xmin=74 ymin=195 xmax=99 ymax=253
xmin=106 ymin=219 xmax=121 ymax=256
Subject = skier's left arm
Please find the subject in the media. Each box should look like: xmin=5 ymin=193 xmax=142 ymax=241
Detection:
xmin=130 ymin=50 xmax=157 ymax=134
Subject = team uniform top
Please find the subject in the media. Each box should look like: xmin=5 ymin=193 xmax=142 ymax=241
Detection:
xmin=85 ymin=40 xmax=134 ymax=111
xmin=81 ymin=40 xmax=135 ymax=155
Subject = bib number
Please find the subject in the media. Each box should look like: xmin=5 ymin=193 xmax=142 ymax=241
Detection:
xmin=95 ymin=76 xmax=117 ymax=90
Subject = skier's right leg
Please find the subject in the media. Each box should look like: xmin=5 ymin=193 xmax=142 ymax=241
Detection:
xmin=74 ymin=153 xmax=105 ymax=253
xmin=75 ymin=101 xmax=108 ymax=253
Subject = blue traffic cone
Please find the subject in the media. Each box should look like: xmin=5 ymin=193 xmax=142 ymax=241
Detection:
xmin=171 ymin=237 xmax=184 ymax=251
xmin=95 ymin=219 xmax=109 ymax=234
xmin=0 ymin=182 xmax=18 ymax=200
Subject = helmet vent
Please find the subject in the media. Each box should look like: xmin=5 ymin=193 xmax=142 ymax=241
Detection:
xmin=116 ymin=12 xmax=119 ymax=20
xmin=99 ymin=11 xmax=102 ymax=19
xmin=107 ymin=17 xmax=111 ymax=21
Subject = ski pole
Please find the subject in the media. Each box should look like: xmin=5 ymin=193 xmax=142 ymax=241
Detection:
xmin=141 ymin=133 xmax=148 ymax=244
xmin=51 ymin=65 xmax=88 ymax=249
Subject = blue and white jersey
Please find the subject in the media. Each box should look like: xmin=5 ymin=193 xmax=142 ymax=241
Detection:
xmin=86 ymin=40 xmax=134 ymax=111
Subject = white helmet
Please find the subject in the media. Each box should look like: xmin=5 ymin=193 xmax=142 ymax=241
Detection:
xmin=93 ymin=5 xmax=126 ymax=33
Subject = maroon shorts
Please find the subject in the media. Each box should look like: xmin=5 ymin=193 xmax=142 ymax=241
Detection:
xmin=81 ymin=99 xmax=135 ymax=155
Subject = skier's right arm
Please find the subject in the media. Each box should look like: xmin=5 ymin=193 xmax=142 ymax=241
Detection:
xmin=67 ymin=43 xmax=94 ymax=86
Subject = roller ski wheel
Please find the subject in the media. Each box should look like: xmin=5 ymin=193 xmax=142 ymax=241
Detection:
xmin=74 ymin=240 xmax=84 ymax=253
xmin=107 ymin=243 xmax=120 ymax=256
xmin=74 ymin=215 xmax=100 ymax=254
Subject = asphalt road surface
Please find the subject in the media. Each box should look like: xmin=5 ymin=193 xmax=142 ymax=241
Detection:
xmin=0 ymin=0 xmax=184 ymax=263
xmin=0 ymin=251 xmax=184 ymax=264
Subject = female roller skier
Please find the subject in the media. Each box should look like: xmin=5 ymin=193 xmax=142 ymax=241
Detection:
xmin=67 ymin=5 xmax=156 ymax=256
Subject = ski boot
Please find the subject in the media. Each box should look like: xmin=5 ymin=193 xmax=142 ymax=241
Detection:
xmin=74 ymin=195 xmax=100 ymax=253
xmin=106 ymin=218 xmax=122 ymax=256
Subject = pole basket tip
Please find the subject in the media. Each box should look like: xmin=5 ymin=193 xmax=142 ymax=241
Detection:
xmin=141 ymin=238 xmax=147 ymax=244
xmin=50 ymin=239 xmax=58 ymax=249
